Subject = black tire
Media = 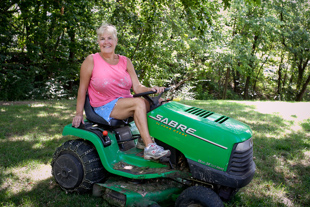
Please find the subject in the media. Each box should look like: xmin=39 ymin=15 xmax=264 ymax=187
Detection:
xmin=175 ymin=186 xmax=224 ymax=207
xmin=148 ymin=203 xmax=161 ymax=207
xmin=51 ymin=139 xmax=107 ymax=193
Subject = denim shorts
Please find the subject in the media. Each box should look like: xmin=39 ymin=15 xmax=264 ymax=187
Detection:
xmin=94 ymin=98 xmax=121 ymax=123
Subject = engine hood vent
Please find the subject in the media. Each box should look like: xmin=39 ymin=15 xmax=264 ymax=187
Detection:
xmin=185 ymin=107 xmax=229 ymax=124
xmin=185 ymin=107 xmax=214 ymax=118
xmin=215 ymin=116 xmax=229 ymax=124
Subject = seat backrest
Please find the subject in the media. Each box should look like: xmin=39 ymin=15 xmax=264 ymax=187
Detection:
xmin=84 ymin=94 xmax=125 ymax=127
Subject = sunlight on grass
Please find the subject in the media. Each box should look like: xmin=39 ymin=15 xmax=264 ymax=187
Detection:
xmin=244 ymin=179 xmax=294 ymax=206
xmin=1 ymin=164 xmax=52 ymax=196
xmin=30 ymin=104 xmax=46 ymax=108
xmin=37 ymin=111 xmax=49 ymax=117
xmin=231 ymin=101 xmax=310 ymax=130
xmin=232 ymin=101 xmax=309 ymax=119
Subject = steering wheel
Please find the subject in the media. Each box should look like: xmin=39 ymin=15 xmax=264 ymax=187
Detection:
xmin=133 ymin=87 xmax=170 ymax=110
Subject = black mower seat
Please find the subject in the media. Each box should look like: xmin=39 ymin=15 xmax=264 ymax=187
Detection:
xmin=84 ymin=94 xmax=127 ymax=127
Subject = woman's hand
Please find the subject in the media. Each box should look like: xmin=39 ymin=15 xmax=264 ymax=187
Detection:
xmin=151 ymin=86 xmax=165 ymax=94
xmin=72 ymin=114 xmax=84 ymax=128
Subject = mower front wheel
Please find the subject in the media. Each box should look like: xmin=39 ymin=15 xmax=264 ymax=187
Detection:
xmin=51 ymin=139 xmax=107 ymax=193
xmin=175 ymin=186 xmax=224 ymax=207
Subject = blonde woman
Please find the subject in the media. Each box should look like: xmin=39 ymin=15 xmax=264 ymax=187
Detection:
xmin=72 ymin=23 xmax=170 ymax=160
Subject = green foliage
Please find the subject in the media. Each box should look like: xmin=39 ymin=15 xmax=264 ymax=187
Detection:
xmin=0 ymin=63 xmax=35 ymax=100
xmin=0 ymin=0 xmax=309 ymax=101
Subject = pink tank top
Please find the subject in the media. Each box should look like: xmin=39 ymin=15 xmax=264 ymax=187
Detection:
xmin=88 ymin=53 xmax=133 ymax=107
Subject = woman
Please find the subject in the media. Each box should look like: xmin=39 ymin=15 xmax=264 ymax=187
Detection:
xmin=72 ymin=23 xmax=170 ymax=160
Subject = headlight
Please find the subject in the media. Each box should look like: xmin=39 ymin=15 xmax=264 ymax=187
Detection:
xmin=235 ymin=138 xmax=253 ymax=152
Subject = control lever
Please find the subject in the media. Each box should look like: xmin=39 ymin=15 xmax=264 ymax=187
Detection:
xmin=90 ymin=126 xmax=111 ymax=147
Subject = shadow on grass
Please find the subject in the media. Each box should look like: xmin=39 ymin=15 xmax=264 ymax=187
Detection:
xmin=301 ymin=118 xmax=310 ymax=131
xmin=0 ymin=101 xmax=76 ymax=195
xmin=0 ymin=101 xmax=107 ymax=206
xmin=0 ymin=176 xmax=106 ymax=207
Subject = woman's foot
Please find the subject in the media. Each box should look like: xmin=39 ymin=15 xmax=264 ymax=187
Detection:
xmin=144 ymin=143 xmax=171 ymax=160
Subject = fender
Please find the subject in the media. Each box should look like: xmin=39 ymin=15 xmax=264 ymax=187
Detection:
xmin=62 ymin=123 xmax=183 ymax=179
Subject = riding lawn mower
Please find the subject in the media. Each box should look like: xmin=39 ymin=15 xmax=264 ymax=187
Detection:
xmin=51 ymin=88 xmax=255 ymax=207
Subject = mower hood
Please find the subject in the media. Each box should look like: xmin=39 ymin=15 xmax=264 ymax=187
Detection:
xmin=147 ymin=101 xmax=253 ymax=171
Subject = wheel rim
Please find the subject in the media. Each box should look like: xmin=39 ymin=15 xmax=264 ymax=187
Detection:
xmin=53 ymin=154 xmax=84 ymax=189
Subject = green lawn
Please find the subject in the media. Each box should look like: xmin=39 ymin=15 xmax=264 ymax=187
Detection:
xmin=0 ymin=100 xmax=309 ymax=207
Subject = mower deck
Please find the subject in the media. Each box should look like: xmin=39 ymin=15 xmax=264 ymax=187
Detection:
xmin=93 ymin=176 xmax=184 ymax=207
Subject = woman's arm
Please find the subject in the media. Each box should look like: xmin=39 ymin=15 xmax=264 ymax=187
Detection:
xmin=126 ymin=57 xmax=165 ymax=94
xmin=72 ymin=55 xmax=94 ymax=127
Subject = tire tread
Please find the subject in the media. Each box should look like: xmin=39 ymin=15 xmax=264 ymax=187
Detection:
xmin=51 ymin=139 xmax=107 ymax=193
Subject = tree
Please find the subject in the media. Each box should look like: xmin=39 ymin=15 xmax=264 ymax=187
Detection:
xmin=275 ymin=0 xmax=310 ymax=101
xmin=1 ymin=0 xmax=309 ymax=101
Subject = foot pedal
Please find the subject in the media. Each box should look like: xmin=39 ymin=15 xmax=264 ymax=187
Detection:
xmin=159 ymin=156 xmax=170 ymax=162
xmin=159 ymin=156 xmax=174 ymax=169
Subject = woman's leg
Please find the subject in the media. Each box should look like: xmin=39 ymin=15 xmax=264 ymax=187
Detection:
xmin=110 ymin=97 xmax=170 ymax=160
xmin=110 ymin=98 xmax=153 ymax=146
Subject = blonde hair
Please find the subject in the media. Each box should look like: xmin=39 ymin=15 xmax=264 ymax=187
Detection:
xmin=96 ymin=23 xmax=117 ymax=40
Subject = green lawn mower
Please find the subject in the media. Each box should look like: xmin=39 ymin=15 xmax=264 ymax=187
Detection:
xmin=51 ymin=88 xmax=255 ymax=207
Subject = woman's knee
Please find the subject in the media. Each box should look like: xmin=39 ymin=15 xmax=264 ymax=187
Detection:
xmin=133 ymin=98 xmax=147 ymax=109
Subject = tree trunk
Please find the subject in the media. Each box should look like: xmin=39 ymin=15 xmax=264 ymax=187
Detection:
xmin=173 ymin=74 xmax=193 ymax=91
xmin=222 ymin=67 xmax=230 ymax=99
xmin=244 ymin=76 xmax=251 ymax=99
xmin=295 ymin=74 xmax=310 ymax=101
xmin=68 ymin=29 xmax=76 ymax=62
xmin=277 ymin=51 xmax=284 ymax=100
xmin=131 ymin=28 xmax=144 ymax=60
xmin=244 ymin=34 xmax=259 ymax=100
xmin=233 ymin=69 xmax=241 ymax=94
xmin=295 ymin=57 xmax=309 ymax=101
xmin=253 ymin=53 xmax=269 ymax=95
xmin=296 ymin=57 xmax=305 ymax=91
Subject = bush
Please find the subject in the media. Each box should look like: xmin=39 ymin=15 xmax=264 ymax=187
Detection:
xmin=0 ymin=63 xmax=36 ymax=101
xmin=0 ymin=53 xmax=80 ymax=101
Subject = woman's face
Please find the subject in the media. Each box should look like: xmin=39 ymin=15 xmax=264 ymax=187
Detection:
xmin=98 ymin=32 xmax=117 ymax=54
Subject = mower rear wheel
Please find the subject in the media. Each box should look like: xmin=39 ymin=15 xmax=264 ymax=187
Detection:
xmin=175 ymin=186 xmax=224 ymax=207
xmin=51 ymin=139 xmax=107 ymax=193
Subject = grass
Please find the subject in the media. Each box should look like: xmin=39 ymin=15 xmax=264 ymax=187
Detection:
xmin=0 ymin=100 xmax=310 ymax=206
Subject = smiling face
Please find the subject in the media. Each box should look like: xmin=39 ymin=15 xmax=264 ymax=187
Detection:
xmin=98 ymin=32 xmax=118 ymax=54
